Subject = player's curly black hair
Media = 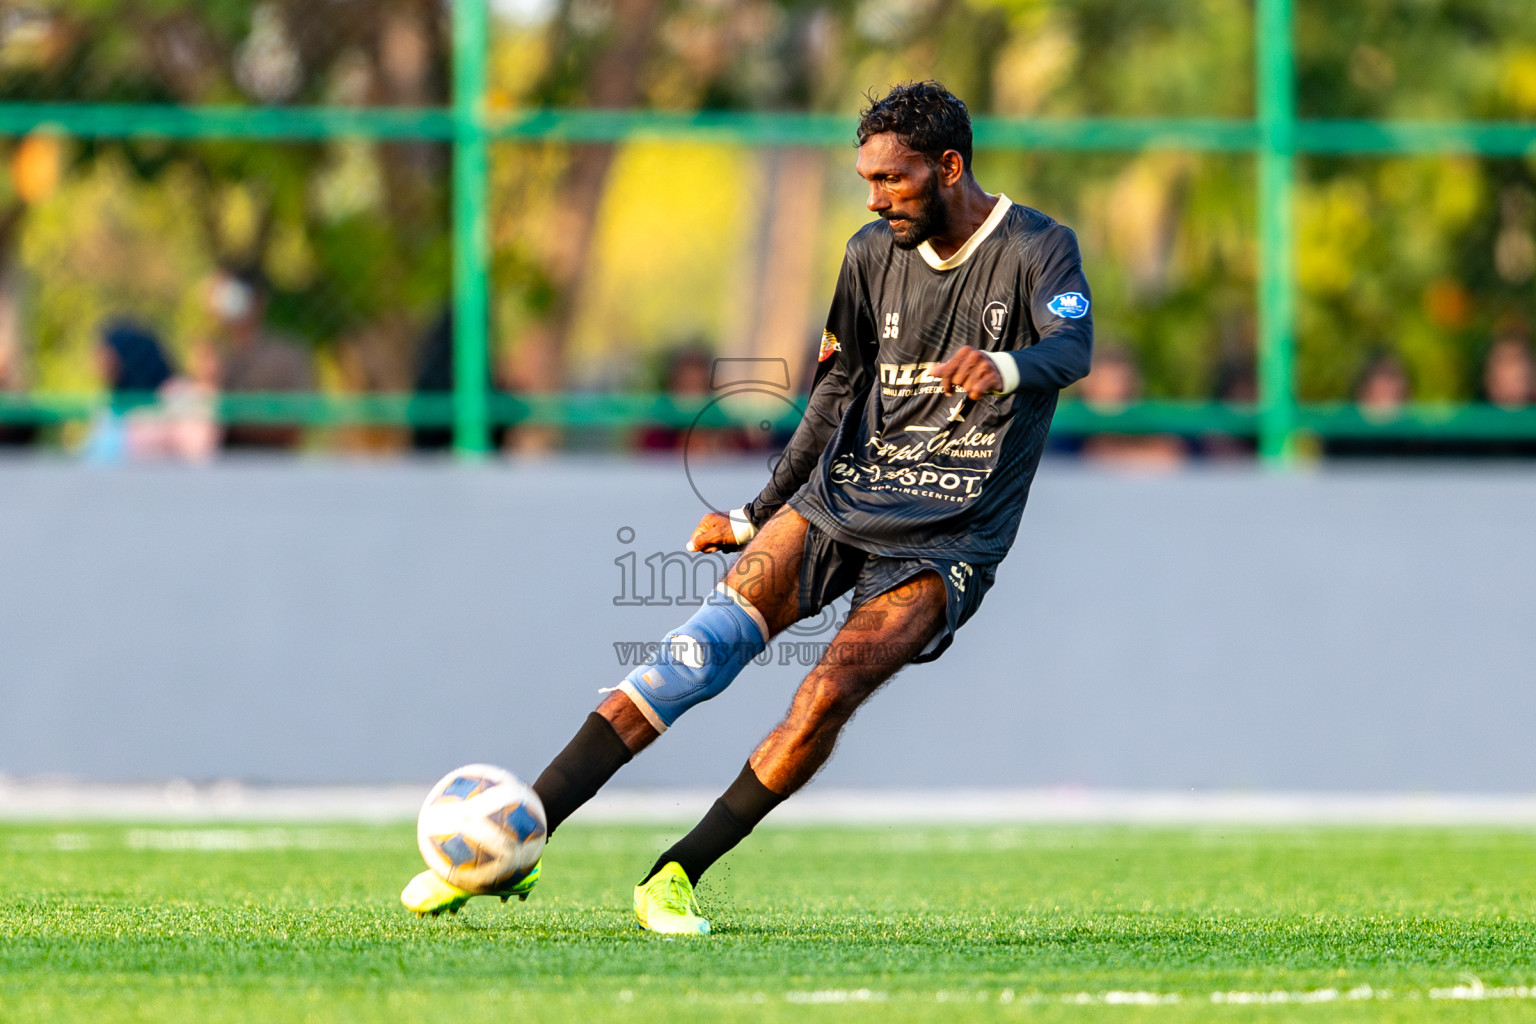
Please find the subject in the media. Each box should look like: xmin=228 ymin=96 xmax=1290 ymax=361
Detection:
xmin=856 ymin=81 xmax=973 ymax=173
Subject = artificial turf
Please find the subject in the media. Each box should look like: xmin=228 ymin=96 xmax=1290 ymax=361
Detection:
xmin=1 ymin=822 xmax=1534 ymax=1022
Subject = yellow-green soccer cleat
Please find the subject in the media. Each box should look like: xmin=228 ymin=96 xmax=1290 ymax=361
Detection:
xmin=633 ymin=861 xmax=710 ymax=935
xmin=401 ymin=860 xmax=540 ymax=917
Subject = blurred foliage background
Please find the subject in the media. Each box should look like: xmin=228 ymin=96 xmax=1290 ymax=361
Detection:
xmin=0 ymin=0 xmax=1534 ymax=451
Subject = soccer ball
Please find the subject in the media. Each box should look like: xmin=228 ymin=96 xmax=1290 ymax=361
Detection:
xmin=416 ymin=764 xmax=547 ymax=893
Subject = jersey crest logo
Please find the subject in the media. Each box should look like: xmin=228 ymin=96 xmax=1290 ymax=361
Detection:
xmin=983 ymin=300 xmax=1008 ymax=340
xmin=1047 ymin=292 xmax=1090 ymax=319
xmin=818 ymin=330 xmax=841 ymax=363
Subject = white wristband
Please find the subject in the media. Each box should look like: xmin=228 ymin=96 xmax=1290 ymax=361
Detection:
xmin=981 ymin=350 xmax=1021 ymax=395
xmin=728 ymin=507 xmax=758 ymax=545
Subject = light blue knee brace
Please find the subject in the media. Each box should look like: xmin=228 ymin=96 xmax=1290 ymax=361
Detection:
xmin=617 ymin=587 xmax=767 ymax=731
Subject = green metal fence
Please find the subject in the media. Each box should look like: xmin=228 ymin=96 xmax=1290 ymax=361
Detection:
xmin=3 ymin=0 xmax=1535 ymax=462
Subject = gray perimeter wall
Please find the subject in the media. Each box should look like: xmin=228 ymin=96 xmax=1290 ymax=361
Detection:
xmin=1 ymin=457 xmax=1532 ymax=792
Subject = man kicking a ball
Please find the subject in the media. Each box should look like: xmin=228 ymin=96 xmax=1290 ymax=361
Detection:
xmin=404 ymin=80 xmax=1094 ymax=933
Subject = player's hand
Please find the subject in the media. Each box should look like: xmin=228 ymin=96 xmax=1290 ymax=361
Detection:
xmin=931 ymin=346 xmax=1003 ymax=400
xmin=687 ymin=511 xmax=741 ymax=553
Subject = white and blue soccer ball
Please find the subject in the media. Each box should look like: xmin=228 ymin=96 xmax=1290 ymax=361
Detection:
xmin=416 ymin=764 xmax=547 ymax=893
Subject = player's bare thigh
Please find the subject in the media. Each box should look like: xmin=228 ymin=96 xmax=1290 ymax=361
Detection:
xmin=597 ymin=506 xmax=810 ymax=748
xmin=823 ymin=569 xmax=949 ymax=688
xmin=749 ymin=570 xmax=948 ymax=793
xmin=720 ymin=505 xmax=809 ymax=637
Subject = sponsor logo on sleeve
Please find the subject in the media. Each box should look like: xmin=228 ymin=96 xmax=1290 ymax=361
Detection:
xmin=818 ymin=330 xmax=841 ymax=362
xmin=1046 ymin=292 xmax=1090 ymax=319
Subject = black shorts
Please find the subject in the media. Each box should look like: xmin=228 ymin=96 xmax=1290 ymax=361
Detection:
xmin=794 ymin=520 xmax=997 ymax=663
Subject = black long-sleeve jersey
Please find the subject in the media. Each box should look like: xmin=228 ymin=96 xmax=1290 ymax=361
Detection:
xmin=743 ymin=194 xmax=1093 ymax=566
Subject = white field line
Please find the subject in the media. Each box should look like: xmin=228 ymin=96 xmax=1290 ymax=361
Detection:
xmin=774 ymin=983 xmax=1536 ymax=1006
xmin=6 ymin=828 xmax=400 ymax=852
xmin=3 ymin=780 xmax=1536 ymax=825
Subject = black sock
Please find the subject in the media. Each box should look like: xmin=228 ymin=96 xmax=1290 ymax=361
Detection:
xmin=532 ymin=712 xmax=633 ymax=834
xmin=645 ymin=762 xmax=785 ymax=885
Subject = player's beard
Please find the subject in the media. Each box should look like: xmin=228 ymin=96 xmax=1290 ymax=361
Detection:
xmin=884 ymin=170 xmax=948 ymax=251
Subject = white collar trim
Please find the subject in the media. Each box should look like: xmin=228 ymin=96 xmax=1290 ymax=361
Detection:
xmin=917 ymin=193 xmax=1012 ymax=270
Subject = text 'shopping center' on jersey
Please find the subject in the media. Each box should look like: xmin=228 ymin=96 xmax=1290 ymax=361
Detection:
xmin=761 ymin=193 xmax=1094 ymax=566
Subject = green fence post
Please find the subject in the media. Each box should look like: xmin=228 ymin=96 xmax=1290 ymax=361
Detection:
xmin=1256 ymin=0 xmax=1298 ymax=463
xmin=451 ymin=0 xmax=492 ymax=458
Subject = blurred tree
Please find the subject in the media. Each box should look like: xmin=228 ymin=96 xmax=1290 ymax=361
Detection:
xmin=3 ymin=0 xmax=1535 ymax=418
xmin=1290 ymin=0 xmax=1536 ymax=400
xmin=507 ymin=0 xmax=667 ymax=401
xmin=0 ymin=0 xmax=452 ymax=401
xmin=490 ymin=0 xmax=1264 ymax=403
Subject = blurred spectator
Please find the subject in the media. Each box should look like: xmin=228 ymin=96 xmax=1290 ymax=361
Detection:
xmin=84 ymin=320 xmax=165 ymax=463
xmin=1481 ymin=327 xmax=1535 ymax=409
xmin=90 ymin=321 xmax=219 ymax=463
xmin=1328 ymin=341 xmax=1536 ymax=458
xmin=1325 ymin=351 xmax=1417 ymax=458
xmin=1355 ymin=351 xmax=1410 ymax=420
xmin=1448 ymin=327 xmax=1536 ymax=457
xmin=1052 ymin=345 xmax=1188 ymax=468
xmin=410 ymin=309 xmax=455 ymax=452
xmin=1201 ymin=357 xmax=1258 ymax=460
xmin=83 ymin=320 xmax=214 ymax=463
xmin=635 ymin=344 xmax=749 ymax=454
xmin=205 ymin=264 xmax=315 ymax=450
xmin=135 ymin=339 xmax=220 ymax=462
xmin=408 ymin=309 xmax=511 ymax=452
xmin=0 ymin=337 xmax=36 ymax=450
xmin=84 ymin=320 xmax=173 ymax=463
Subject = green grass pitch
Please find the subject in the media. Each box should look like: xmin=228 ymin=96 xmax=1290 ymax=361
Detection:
xmin=2 ymin=822 xmax=1535 ymax=1022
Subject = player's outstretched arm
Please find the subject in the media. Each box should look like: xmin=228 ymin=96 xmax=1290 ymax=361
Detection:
xmin=935 ymin=228 xmax=1094 ymax=402
xmin=1007 ymin=224 xmax=1094 ymax=392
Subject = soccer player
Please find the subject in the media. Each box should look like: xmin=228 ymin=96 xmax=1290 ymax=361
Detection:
xmin=403 ymin=80 xmax=1094 ymax=932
